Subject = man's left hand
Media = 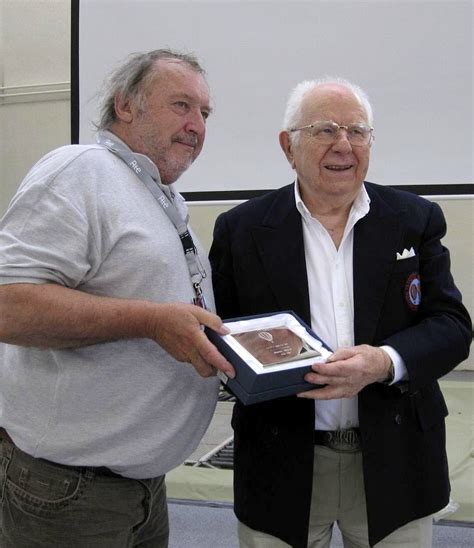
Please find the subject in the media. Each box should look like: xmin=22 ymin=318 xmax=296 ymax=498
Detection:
xmin=298 ymin=344 xmax=392 ymax=400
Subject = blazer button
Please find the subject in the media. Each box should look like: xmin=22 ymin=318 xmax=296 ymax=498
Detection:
xmin=394 ymin=414 xmax=403 ymax=425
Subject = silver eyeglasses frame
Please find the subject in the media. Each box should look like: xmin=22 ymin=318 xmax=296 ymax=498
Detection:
xmin=288 ymin=120 xmax=374 ymax=146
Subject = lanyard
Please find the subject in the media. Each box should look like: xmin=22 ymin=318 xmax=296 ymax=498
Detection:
xmin=96 ymin=131 xmax=208 ymax=308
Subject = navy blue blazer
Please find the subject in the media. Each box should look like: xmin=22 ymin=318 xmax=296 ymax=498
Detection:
xmin=210 ymin=182 xmax=471 ymax=547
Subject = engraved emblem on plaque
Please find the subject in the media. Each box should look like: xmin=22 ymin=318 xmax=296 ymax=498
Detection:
xmin=234 ymin=327 xmax=321 ymax=366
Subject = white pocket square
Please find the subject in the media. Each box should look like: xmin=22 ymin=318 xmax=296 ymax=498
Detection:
xmin=396 ymin=247 xmax=416 ymax=261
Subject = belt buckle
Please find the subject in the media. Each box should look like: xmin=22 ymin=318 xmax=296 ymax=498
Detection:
xmin=324 ymin=429 xmax=360 ymax=452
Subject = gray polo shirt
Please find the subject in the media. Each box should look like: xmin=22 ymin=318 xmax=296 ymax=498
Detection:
xmin=0 ymin=140 xmax=220 ymax=478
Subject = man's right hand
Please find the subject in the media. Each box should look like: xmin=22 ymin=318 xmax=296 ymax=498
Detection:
xmin=146 ymin=302 xmax=235 ymax=379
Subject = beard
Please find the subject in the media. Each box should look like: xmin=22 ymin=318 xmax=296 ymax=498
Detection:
xmin=155 ymin=150 xmax=195 ymax=185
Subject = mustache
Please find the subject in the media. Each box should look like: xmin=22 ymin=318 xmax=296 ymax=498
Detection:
xmin=173 ymin=135 xmax=198 ymax=148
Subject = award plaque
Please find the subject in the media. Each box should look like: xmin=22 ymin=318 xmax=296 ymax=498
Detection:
xmin=205 ymin=311 xmax=332 ymax=405
xmin=233 ymin=327 xmax=321 ymax=366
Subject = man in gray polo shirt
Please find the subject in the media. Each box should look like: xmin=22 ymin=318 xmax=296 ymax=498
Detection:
xmin=0 ymin=49 xmax=234 ymax=547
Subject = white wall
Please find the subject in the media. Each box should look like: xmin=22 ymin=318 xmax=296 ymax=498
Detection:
xmin=0 ymin=0 xmax=71 ymax=210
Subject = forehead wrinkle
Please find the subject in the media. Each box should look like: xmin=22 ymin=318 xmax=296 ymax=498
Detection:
xmin=145 ymin=59 xmax=208 ymax=93
xmin=140 ymin=62 xmax=211 ymax=117
xmin=301 ymin=86 xmax=368 ymax=126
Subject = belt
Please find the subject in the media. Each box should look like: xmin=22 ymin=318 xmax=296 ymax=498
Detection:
xmin=0 ymin=427 xmax=123 ymax=479
xmin=314 ymin=428 xmax=361 ymax=452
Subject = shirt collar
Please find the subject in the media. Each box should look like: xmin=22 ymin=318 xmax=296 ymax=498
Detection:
xmin=294 ymin=180 xmax=371 ymax=223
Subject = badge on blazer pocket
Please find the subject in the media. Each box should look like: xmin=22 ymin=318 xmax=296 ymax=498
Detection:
xmin=404 ymin=273 xmax=421 ymax=310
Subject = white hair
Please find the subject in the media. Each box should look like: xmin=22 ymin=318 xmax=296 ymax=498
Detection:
xmin=282 ymin=77 xmax=374 ymax=143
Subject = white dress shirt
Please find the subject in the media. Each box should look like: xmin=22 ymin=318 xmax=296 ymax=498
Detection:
xmin=294 ymin=182 xmax=406 ymax=431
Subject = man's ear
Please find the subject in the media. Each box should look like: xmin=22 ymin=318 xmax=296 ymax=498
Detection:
xmin=279 ymin=131 xmax=296 ymax=169
xmin=114 ymin=94 xmax=134 ymax=123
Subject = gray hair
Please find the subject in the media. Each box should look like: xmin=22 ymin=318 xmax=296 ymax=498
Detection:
xmin=283 ymin=77 xmax=373 ymax=143
xmin=96 ymin=49 xmax=206 ymax=131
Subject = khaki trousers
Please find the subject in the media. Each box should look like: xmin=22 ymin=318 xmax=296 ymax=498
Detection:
xmin=238 ymin=445 xmax=432 ymax=548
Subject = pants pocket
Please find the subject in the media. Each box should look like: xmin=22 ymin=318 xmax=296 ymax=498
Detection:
xmin=4 ymin=445 xmax=91 ymax=519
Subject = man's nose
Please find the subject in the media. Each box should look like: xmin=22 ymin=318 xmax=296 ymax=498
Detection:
xmin=185 ymin=109 xmax=206 ymax=135
xmin=331 ymin=128 xmax=352 ymax=152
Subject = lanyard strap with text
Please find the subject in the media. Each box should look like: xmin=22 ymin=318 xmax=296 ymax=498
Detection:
xmin=96 ymin=132 xmax=208 ymax=308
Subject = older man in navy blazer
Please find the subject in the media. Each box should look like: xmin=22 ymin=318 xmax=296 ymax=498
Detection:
xmin=210 ymin=77 xmax=471 ymax=547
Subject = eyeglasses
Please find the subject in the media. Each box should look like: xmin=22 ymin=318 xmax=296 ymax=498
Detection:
xmin=289 ymin=121 xmax=374 ymax=146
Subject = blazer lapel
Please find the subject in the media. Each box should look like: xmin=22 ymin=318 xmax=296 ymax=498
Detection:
xmin=250 ymin=185 xmax=311 ymax=325
xmin=353 ymin=187 xmax=403 ymax=344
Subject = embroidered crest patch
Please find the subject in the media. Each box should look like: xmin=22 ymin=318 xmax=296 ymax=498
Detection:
xmin=405 ymin=273 xmax=421 ymax=310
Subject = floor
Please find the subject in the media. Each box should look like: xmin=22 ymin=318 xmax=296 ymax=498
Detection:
xmin=168 ymin=499 xmax=474 ymax=547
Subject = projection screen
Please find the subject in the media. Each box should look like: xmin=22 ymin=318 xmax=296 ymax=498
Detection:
xmin=72 ymin=0 xmax=473 ymax=200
